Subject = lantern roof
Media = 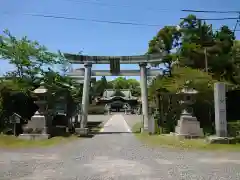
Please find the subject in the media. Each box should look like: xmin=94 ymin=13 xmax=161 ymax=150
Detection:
xmin=33 ymin=82 xmax=48 ymax=94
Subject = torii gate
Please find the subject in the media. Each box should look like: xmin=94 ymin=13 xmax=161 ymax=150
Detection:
xmin=64 ymin=53 xmax=165 ymax=134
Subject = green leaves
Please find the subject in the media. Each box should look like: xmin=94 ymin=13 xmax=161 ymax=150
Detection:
xmin=147 ymin=26 xmax=181 ymax=75
xmin=0 ymin=29 xmax=59 ymax=89
xmin=147 ymin=14 xmax=240 ymax=84
xmin=147 ymin=13 xmax=240 ymax=101
xmin=0 ymin=29 xmax=80 ymax=102
xmin=92 ymin=77 xmax=140 ymax=97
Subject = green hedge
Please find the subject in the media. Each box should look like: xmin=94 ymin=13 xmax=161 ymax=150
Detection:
xmin=88 ymin=105 xmax=105 ymax=114
xmin=228 ymin=121 xmax=240 ymax=137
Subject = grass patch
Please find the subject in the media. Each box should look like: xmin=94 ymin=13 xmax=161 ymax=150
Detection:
xmin=0 ymin=134 xmax=79 ymax=149
xmin=0 ymin=121 xmax=105 ymax=149
xmin=132 ymin=123 xmax=240 ymax=151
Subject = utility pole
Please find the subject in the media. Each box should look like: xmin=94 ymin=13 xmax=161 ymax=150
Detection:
xmin=199 ymin=19 xmax=207 ymax=73
xmin=182 ymin=9 xmax=240 ymax=73
xmin=233 ymin=12 xmax=240 ymax=33
xmin=204 ymin=47 xmax=208 ymax=73
xmin=199 ymin=19 xmax=211 ymax=73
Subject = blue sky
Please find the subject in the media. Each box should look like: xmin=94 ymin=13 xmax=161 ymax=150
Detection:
xmin=0 ymin=0 xmax=240 ymax=80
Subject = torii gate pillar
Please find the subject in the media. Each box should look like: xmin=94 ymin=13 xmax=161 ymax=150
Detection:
xmin=76 ymin=62 xmax=92 ymax=135
xmin=139 ymin=63 xmax=149 ymax=131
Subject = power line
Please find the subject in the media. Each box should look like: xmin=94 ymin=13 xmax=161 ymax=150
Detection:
xmin=1 ymin=12 xmax=240 ymax=31
xmin=3 ymin=1 xmax=240 ymax=23
xmin=58 ymin=0 xmax=173 ymax=12
xmin=59 ymin=0 xmax=240 ymax=15
xmin=56 ymin=0 xmax=240 ymax=23
xmin=180 ymin=17 xmax=239 ymax=21
xmin=62 ymin=0 xmax=240 ymax=20
xmin=182 ymin=9 xmax=240 ymax=14
xmin=21 ymin=0 xmax=240 ymax=16
xmin=181 ymin=9 xmax=240 ymax=33
xmin=181 ymin=9 xmax=240 ymax=32
xmin=2 ymin=12 xmax=164 ymax=27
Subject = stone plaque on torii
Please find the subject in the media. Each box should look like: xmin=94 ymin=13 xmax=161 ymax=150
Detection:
xmin=64 ymin=53 xmax=166 ymax=135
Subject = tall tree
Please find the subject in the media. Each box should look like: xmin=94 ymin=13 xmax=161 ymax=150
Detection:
xmin=147 ymin=26 xmax=181 ymax=76
xmin=179 ymin=14 xmax=214 ymax=69
xmin=177 ymin=15 xmax=238 ymax=83
xmin=0 ymin=29 xmax=59 ymax=90
xmin=208 ymin=26 xmax=235 ymax=81
xmin=92 ymin=76 xmax=111 ymax=96
xmin=110 ymin=77 xmax=129 ymax=89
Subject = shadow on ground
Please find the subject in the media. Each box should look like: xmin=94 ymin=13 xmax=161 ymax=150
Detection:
xmin=51 ymin=121 xmax=103 ymax=138
xmin=95 ymin=132 xmax=132 ymax=134
xmin=79 ymin=121 xmax=133 ymax=137
xmin=78 ymin=121 xmax=103 ymax=138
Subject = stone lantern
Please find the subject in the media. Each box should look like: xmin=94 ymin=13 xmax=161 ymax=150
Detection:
xmin=179 ymin=87 xmax=198 ymax=116
xmin=105 ymin=104 xmax=111 ymax=115
xmin=123 ymin=103 xmax=131 ymax=115
xmin=19 ymin=83 xmax=50 ymax=140
xmin=174 ymin=84 xmax=204 ymax=138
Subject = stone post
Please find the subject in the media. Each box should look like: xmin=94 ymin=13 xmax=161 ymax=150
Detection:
xmin=139 ymin=63 xmax=149 ymax=131
xmin=214 ymin=82 xmax=227 ymax=137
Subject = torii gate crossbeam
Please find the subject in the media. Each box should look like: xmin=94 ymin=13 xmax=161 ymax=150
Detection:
xmin=68 ymin=69 xmax=163 ymax=77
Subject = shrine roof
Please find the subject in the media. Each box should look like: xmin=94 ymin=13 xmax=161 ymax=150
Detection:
xmin=102 ymin=89 xmax=138 ymax=100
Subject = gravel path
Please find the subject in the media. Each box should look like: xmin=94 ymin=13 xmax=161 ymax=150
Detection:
xmin=0 ymin=114 xmax=240 ymax=180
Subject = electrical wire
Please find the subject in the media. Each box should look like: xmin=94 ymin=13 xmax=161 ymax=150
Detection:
xmin=1 ymin=12 xmax=238 ymax=31
xmin=1 ymin=8 xmax=240 ymax=32
xmin=182 ymin=9 xmax=240 ymax=14
xmin=62 ymin=0 xmax=171 ymax=12
xmin=180 ymin=17 xmax=239 ymax=20
xmin=2 ymin=12 xmax=164 ymax=27
xmin=181 ymin=9 xmax=240 ymax=33
xmin=53 ymin=0 xmax=240 ymax=15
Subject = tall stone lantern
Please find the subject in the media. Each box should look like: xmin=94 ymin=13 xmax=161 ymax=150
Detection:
xmin=174 ymin=83 xmax=204 ymax=138
xmin=32 ymin=83 xmax=50 ymax=134
xmin=19 ymin=83 xmax=51 ymax=140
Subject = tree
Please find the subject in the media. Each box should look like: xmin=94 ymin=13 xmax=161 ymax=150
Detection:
xmin=92 ymin=76 xmax=111 ymax=96
xmin=208 ymin=26 xmax=236 ymax=81
xmin=229 ymin=40 xmax=240 ymax=84
xmin=177 ymin=15 xmax=238 ymax=83
xmin=179 ymin=14 xmax=214 ymax=69
xmin=126 ymin=78 xmax=141 ymax=96
xmin=110 ymin=77 xmax=140 ymax=91
xmin=92 ymin=77 xmax=141 ymax=97
xmin=146 ymin=14 xmax=240 ymax=134
xmin=0 ymin=29 xmax=59 ymax=90
xmin=110 ymin=77 xmax=129 ymax=89
xmin=147 ymin=26 xmax=181 ymax=76
xmin=0 ymin=30 xmax=82 ymax=133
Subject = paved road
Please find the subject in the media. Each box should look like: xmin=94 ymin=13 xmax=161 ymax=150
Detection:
xmin=0 ymin=114 xmax=240 ymax=180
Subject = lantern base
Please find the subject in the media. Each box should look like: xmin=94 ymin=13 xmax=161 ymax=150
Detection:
xmin=75 ymin=128 xmax=89 ymax=136
xmin=206 ymin=136 xmax=236 ymax=144
xmin=175 ymin=114 xmax=204 ymax=138
xmin=18 ymin=133 xmax=50 ymax=140
xmin=141 ymin=127 xmax=148 ymax=133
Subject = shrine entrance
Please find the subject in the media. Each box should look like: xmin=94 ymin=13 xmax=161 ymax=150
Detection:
xmin=64 ymin=53 xmax=165 ymax=134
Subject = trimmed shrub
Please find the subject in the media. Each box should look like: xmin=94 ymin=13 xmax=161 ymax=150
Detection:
xmin=228 ymin=121 xmax=240 ymax=137
xmin=88 ymin=105 xmax=105 ymax=114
